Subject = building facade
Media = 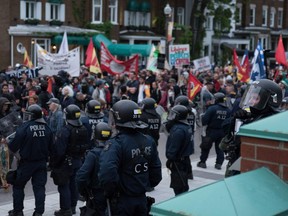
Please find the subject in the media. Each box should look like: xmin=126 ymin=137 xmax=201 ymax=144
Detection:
xmin=0 ymin=0 xmax=189 ymax=71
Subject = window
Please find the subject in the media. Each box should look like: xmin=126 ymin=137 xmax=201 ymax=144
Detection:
xmin=177 ymin=7 xmax=184 ymax=25
xmin=45 ymin=2 xmax=65 ymax=21
xmin=109 ymin=0 xmax=118 ymax=24
xmin=236 ymin=3 xmax=242 ymax=25
xmin=262 ymin=6 xmax=268 ymax=26
xmin=270 ymin=7 xmax=275 ymax=27
xmin=260 ymin=36 xmax=268 ymax=50
xmin=249 ymin=4 xmax=256 ymax=26
xmin=20 ymin=1 xmax=42 ymax=20
xmin=50 ymin=4 xmax=59 ymax=20
xmin=93 ymin=0 xmax=102 ymax=23
xmin=205 ymin=13 xmax=212 ymax=30
xmin=278 ymin=8 xmax=283 ymax=28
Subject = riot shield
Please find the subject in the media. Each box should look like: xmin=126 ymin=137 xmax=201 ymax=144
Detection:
xmin=0 ymin=111 xmax=23 ymax=138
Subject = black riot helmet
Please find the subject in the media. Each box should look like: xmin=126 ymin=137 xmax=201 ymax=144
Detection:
xmin=94 ymin=122 xmax=112 ymax=141
xmin=240 ymin=79 xmax=282 ymax=112
xmin=85 ymin=100 xmax=104 ymax=118
xmin=174 ymin=95 xmax=190 ymax=107
xmin=64 ymin=104 xmax=82 ymax=126
xmin=214 ymin=92 xmax=226 ymax=104
xmin=23 ymin=104 xmax=45 ymax=123
xmin=140 ymin=98 xmax=157 ymax=110
xmin=167 ymin=105 xmax=188 ymax=121
xmin=109 ymin=100 xmax=148 ymax=129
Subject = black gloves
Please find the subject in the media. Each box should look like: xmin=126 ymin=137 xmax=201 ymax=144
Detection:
xmin=233 ymin=109 xmax=251 ymax=119
xmin=166 ymin=159 xmax=173 ymax=169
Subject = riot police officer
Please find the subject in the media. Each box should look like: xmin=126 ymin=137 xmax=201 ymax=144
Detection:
xmin=197 ymin=92 xmax=231 ymax=170
xmin=222 ymin=79 xmax=282 ymax=177
xmin=76 ymin=122 xmax=112 ymax=216
xmin=51 ymin=104 xmax=89 ymax=216
xmin=8 ymin=104 xmax=53 ymax=216
xmin=139 ymin=98 xmax=161 ymax=146
xmin=81 ymin=100 xmax=105 ymax=148
xmin=174 ymin=95 xmax=196 ymax=179
xmin=165 ymin=105 xmax=193 ymax=195
xmin=98 ymin=100 xmax=162 ymax=216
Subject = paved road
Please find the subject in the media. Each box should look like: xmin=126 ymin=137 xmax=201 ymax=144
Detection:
xmin=0 ymin=127 xmax=217 ymax=205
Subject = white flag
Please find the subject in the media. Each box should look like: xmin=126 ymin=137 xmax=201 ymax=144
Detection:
xmin=58 ymin=31 xmax=69 ymax=55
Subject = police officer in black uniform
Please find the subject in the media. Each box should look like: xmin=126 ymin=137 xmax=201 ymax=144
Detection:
xmin=174 ymin=95 xmax=196 ymax=179
xmin=51 ymin=104 xmax=89 ymax=216
xmin=222 ymin=79 xmax=282 ymax=177
xmin=8 ymin=104 xmax=53 ymax=216
xmin=139 ymin=98 xmax=161 ymax=146
xmin=76 ymin=122 xmax=112 ymax=216
xmin=197 ymin=92 xmax=231 ymax=170
xmin=98 ymin=100 xmax=162 ymax=216
xmin=165 ymin=105 xmax=193 ymax=195
xmin=81 ymin=100 xmax=105 ymax=148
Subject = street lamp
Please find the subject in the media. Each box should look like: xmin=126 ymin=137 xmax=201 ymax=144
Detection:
xmin=164 ymin=3 xmax=172 ymax=63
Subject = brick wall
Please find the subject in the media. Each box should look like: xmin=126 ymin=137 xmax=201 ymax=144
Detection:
xmin=240 ymin=136 xmax=288 ymax=182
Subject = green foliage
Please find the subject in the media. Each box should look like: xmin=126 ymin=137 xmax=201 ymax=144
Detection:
xmin=220 ymin=46 xmax=232 ymax=66
xmin=85 ymin=21 xmax=113 ymax=38
xmin=175 ymin=24 xmax=193 ymax=45
xmin=49 ymin=20 xmax=63 ymax=26
xmin=24 ymin=19 xmax=40 ymax=25
xmin=72 ymin=0 xmax=87 ymax=27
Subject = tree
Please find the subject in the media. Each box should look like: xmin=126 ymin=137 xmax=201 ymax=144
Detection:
xmin=190 ymin=0 xmax=234 ymax=62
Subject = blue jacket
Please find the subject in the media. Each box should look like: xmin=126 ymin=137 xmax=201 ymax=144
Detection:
xmin=166 ymin=122 xmax=193 ymax=160
xmin=9 ymin=120 xmax=53 ymax=162
xmin=81 ymin=115 xmax=104 ymax=148
xmin=76 ymin=144 xmax=104 ymax=193
xmin=51 ymin=124 xmax=86 ymax=168
xmin=202 ymin=103 xmax=231 ymax=139
xmin=99 ymin=130 xmax=162 ymax=197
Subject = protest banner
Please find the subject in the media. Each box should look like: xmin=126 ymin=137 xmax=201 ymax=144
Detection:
xmin=169 ymin=44 xmax=190 ymax=68
xmin=37 ymin=44 xmax=80 ymax=77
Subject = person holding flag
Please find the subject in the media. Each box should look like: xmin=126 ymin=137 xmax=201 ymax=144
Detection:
xmin=233 ymin=49 xmax=250 ymax=83
xmin=250 ymin=40 xmax=266 ymax=82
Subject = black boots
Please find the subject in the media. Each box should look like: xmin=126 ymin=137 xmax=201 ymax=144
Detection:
xmin=54 ymin=209 xmax=73 ymax=216
xmin=8 ymin=210 xmax=24 ymax=216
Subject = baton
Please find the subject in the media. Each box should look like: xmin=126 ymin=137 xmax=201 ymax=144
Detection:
xmin=106 ymin=198 xmax=112 ymax=216
xmin=173 ymin=161 xmax=186 ymax=187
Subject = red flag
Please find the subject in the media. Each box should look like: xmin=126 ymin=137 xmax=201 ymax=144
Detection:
xmin=233 ymin=49 xmax=250 ymax=83
xmin=85 ymin=38 xmax=101 ymax=74
xmin=23 ymin=50 xmax=33 ymax=68
xmin=187 ymin=73 xmax=202 ymax=100
xmin=100 ymin=42 xmax=138 ymax=76
xmin=47 ymin=77 xmax=53 ymax=94
xmin=275 ymin=35 xmax=287 ymax=67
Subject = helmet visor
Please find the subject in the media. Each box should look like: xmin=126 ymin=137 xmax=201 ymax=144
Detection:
xmin=108 ymin=110 xmax=116 ymax=128
xmin=167 ymin=110 xmax=177 ymax=121
xmin=239 ymin=84 xmax=269 ymax=110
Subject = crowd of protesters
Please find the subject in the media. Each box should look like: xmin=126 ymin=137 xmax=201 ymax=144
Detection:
xmin=0 ymin=63 xmax=287 ymax=120
xmin=0 ymin=62 xmax=288 ymax=215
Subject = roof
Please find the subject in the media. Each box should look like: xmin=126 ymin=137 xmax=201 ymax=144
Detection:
xmin=238 ymin=111 xmax=288 ymax=141
xmin=8 ymin=25 xmax=99 ymax=36
xmin=150 ymin=167 xmax=288 ymax=216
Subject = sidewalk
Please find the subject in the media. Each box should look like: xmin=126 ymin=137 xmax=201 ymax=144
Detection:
xmin=0 ymin=156 xmax=226 ymax=216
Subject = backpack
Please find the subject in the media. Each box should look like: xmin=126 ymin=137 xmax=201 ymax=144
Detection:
xmin=66 ymin=124 xmax=90 ymax=157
